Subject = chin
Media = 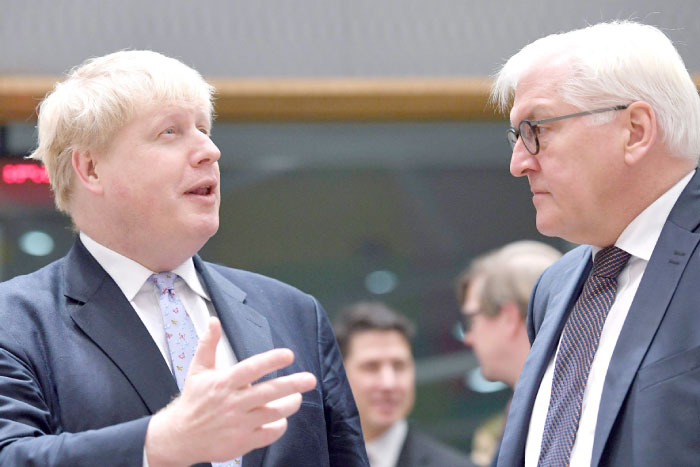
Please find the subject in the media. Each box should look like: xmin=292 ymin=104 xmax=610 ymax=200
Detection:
xmin=196 ymin=215 xmax=220 ymax=238
xmin=373 ymin=417 xmax=399 ymax=432
xmin=535 ymin=215 xmax=561 ymax=238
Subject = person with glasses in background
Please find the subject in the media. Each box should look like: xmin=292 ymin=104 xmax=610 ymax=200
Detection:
xmin=455 ymin=241 xmax=561 ymax=466
xmin=334 ymin=302 xmax=474 ymax=467
xmin=491 ymin=21 xmax=700 ymax=467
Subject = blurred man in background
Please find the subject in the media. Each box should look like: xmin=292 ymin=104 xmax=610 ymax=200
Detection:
xmin=456 ymin=241 xmax=562 ymax=388
xmin=334 ymin=301 xmax=473 ymax=467
xmin=456 ymin=240 xmax=561 ymax=466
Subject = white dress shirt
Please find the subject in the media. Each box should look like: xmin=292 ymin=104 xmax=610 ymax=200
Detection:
xmin=365 ymin=419 xmax=408 ymax=467
xmin=81 ymin=234 xmax=244 ymax=467
xmin=80 ymin=232 xmax=237 ymax=372
xmin=524 ymin=170 xmax=695 ymax=467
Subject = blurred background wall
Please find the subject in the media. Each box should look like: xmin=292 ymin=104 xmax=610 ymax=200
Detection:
xmin=1 ymin=0 xmax=699 ymax=458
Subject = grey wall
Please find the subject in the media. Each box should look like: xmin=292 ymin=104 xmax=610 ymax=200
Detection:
xmin=2 ymin=0 xmax=699 ymax=78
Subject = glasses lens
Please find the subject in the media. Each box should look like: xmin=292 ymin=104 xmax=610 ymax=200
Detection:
xmin=506 ymin=128 xmax=518 ymax=149
xmin=452 ymin=322 xmax=465 ymax=341
xmin=461 ymin=314 xmax=471 ymax=334
xmin=519 ymin=121 xmax=537 ymax=154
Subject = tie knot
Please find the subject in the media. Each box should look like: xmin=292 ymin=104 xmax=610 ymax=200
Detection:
xmin=150 ymin=272 xmax=177 ymax=293
xmin=592 ymin=246 xmax=631 ymax=278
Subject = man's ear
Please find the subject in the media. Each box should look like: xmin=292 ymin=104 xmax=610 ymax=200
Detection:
xmin=71 ymin=148 xmax=104 ymax=195
xmin=623 ymin=101 xmax=657 ymax=166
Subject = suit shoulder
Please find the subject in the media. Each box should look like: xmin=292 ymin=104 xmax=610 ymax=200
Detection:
xmin=0 ymin=257 xmax=67 ymax=312
xmin=403 ymin=427 xmax=473 ymax=466
xmin=0 ymin=256 xmax=65 ymax=292
xmin=202 ymin=261 xmax=316 ymax=304
xmin=537 ymin=244 xmax=590 ymax=286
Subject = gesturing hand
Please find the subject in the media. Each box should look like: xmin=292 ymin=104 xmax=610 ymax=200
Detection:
xmin=145 ymin=317 xmax=317 ymax=466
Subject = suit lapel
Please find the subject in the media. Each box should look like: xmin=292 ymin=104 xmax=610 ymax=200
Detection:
xmin=194 ymin=257 xmax=275 ymax=467
xmin=65 ymin=239 xmax=179 ymax=414
xmin=193 ymin=257 xmax=276 ymax=380
xmin=591 ymin=172 xmax=700 ymax=466
xmin=499 ymin=247 xmax=591 ymax=466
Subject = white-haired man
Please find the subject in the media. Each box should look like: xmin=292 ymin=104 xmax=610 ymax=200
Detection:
xmin=0 ymin=51 xmax=368 ymax=466
xmin=491 ymin=21 xmax=700 ymax=466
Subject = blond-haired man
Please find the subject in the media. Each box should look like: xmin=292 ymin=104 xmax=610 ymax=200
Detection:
xmin=0 ymin=50 xmax=368 ymax=466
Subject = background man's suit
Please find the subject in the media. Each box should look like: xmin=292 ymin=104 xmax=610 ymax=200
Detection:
xmin=396 ymin=425 xmax=474 ymax=467
xmin=496 ymin=170 xmax=700 ymax=466
xmin=0 ymin=238 xmax=366 ymax=466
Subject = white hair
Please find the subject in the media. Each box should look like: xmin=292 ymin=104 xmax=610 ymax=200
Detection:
xmin=29 ymin=50 xmax=216 ymax=213
xmin=491 ymin=21 xmax=700 ymax=162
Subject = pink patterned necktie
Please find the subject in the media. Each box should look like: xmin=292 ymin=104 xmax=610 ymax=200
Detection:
xmin=150 ymin=272 xmax=241 ymax=466
xmin=538 ymin=246 xmax=631 ymax=466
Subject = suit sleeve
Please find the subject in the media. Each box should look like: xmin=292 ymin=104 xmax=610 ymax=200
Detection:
xmin=0 ymin=331 xmax=149 ymax=466
xmin=313 ymin=297 xmax=370 ymax=467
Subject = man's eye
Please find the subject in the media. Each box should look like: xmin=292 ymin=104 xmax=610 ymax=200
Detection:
xmin=199 ymin=128 xmax=210 ymax=136
xmin=162 ymin=128 xmax=175 ymax=135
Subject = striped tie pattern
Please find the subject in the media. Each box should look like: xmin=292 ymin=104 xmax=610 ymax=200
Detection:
xmin=538 ymin=246 xmax=631 ymax=466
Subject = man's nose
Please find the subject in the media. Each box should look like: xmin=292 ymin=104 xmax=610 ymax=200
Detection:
xmin=462 ymin=330 xmax=474 ymax=348
xmin=192 ymin=132 xmax=221 ymax=166
xmin=509 ymin=139 xmax=537 ymax=177
xmin=378 ymin=366 xmax=398 ymax=388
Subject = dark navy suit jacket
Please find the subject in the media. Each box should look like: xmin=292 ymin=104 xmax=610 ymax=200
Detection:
xmin=395 ymin=425 xmax=473 ymax=467
xmin=496 ymin=170 xmax=700 ymax=466
xmin=0 ymin=238 xmax=368 ymax=466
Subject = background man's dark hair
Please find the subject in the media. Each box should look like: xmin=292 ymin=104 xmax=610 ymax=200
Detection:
xmin=333 ymin=301 xmax=416 ymax=357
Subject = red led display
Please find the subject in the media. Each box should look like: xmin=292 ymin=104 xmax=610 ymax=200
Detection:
xmin=2 ymin=164 xmax=50 ymax=184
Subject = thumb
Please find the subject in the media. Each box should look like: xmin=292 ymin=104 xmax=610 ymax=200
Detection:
xmin=189 ymin=316 xmax=222 ymax=375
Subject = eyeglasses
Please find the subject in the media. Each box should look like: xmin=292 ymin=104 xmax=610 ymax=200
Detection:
xmin=453 ymin=308 xmax=486 ymax=341
xmin=507 ymin=104 xmax=628 ymax=155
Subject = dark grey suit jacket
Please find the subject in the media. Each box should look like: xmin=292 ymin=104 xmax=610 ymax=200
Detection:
xmin=497 ymin=170 xmax=700 ymax=466
xmin=396 ymin=425 xmax=473 ymax=467
xmin=0 ymin=238 xmax=369 ymax=466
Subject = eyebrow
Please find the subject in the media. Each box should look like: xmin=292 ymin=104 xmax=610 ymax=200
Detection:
xmin=510 ymin=104 xmax=554 ymax=126
xmin=151 ymin=107 xmax=211 ymax=130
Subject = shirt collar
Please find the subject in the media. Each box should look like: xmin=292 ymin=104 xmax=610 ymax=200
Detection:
xmin=79 ymin=232 xmax=210 ymax=301
xmin=592 ymin=169 xmax=695 ymax=261
xmin=365 ymin=419 xmax=408 ymax=466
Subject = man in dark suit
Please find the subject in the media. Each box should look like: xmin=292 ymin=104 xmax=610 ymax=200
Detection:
xmin=334 ymin=302 xmax=473 ymax=467
xmin=0 ymin=50 xmax=368 ymax=466
xmin=489 ymin=21 xmax=700 ymax=466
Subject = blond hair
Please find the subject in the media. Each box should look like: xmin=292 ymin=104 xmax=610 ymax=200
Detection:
xmin=456 ymin=240 xmax=562 ymax=318
xmin=29 ymin=50 xmax=215 ymax=213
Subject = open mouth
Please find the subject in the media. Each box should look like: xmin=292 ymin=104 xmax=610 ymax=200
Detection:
xmin=186 ymin=185 xmax=213 ymax=196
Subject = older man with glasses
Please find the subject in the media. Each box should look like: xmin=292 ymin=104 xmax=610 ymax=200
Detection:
xmin=491 ymin=21 xmax=700 ymax=467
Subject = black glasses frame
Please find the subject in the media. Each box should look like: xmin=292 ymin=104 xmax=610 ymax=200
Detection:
xmin=507 ymin=104 xmax=629 ymax=155
xmin=458 ymin=309 xmax=486 ymax=335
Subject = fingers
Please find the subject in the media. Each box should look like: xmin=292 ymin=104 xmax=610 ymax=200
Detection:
xmin=225 ymin=348 xmax=296 ymax=388
xmin=190 ymin=317 xmax=222 ymax=374
xmin=246 ymin=392 xmax=304 ymax=427
xmin=239 ymin=372 xmax=317 ymax=411
xmin=251 ymin=418 xmax=289 ymax=450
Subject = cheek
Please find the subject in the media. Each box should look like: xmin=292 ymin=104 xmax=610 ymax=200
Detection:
xmin=349 ymin=372 xmax=376 ymax=393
